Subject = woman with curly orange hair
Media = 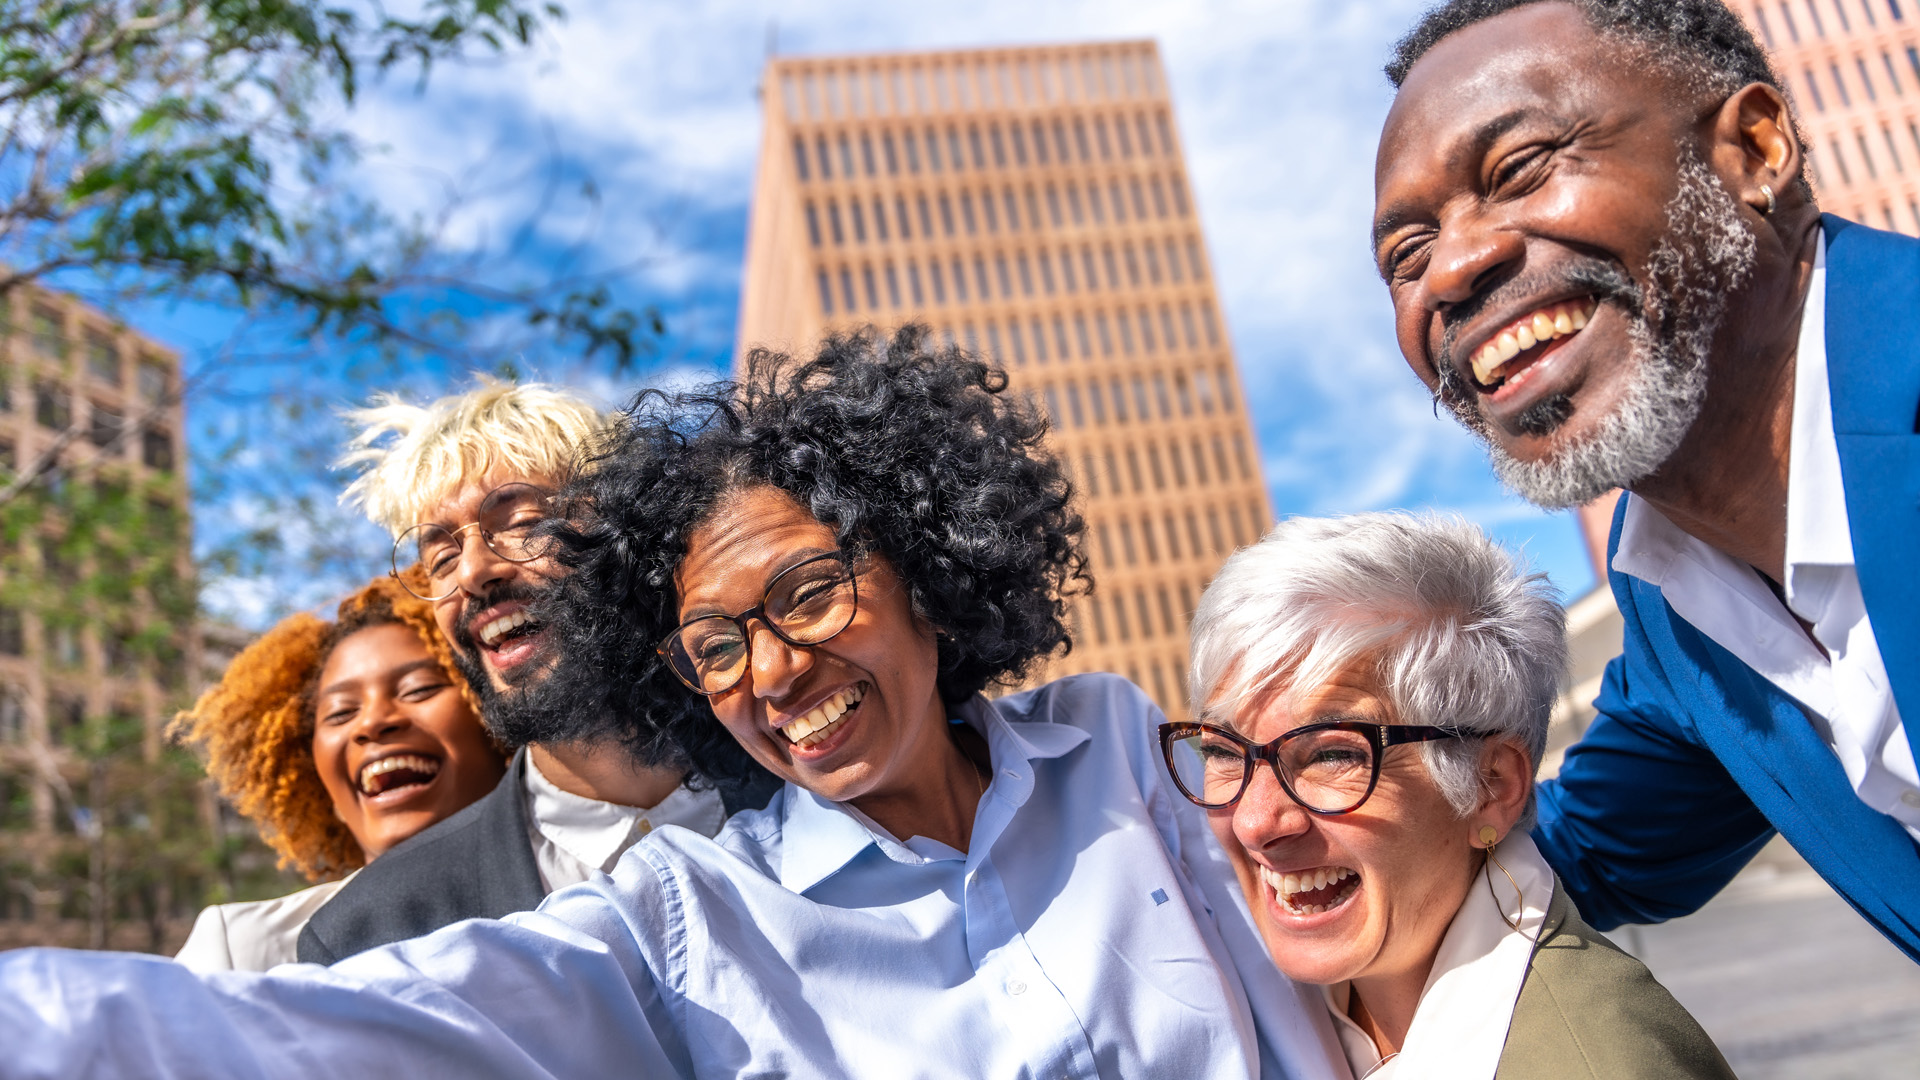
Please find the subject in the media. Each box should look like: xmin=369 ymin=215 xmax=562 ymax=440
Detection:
xmin=171 ymin=573 xmax=506 ymax=971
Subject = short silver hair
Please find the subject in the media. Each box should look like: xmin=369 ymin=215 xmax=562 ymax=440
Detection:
xmin=1189 ymin=512 xmax=1566 ymax=823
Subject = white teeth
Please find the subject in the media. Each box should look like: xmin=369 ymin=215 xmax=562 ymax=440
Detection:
xmin=478 ymin=610 xmax=533 ymax=648
xmin=358 ymin=754 xmax=440 ymax=794
xmin=1466 ymin=299 xmax=1599 ymax=387
xmin=780 ymin=683 xmax=867 ymax=746
xmin=1259 ymin=865 xmax=1358 ymax=916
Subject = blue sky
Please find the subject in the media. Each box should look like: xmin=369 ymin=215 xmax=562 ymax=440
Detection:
xmin=149 ymin=0 xmax=1600 ymax=625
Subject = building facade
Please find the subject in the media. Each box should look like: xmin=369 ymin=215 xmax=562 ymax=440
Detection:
xmin=1740 ymin=0 xmax=1920 ymax=233
xmin=739 ymin=42 xmax=1270 ymax=717
xmin=0 ymin=284 xmax=200 ymax=949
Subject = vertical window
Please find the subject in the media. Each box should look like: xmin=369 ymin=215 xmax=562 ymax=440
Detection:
xmin=969 ymin=125 xmax=987 ymax=168
xmin=1189 ymin=437 xmax=1208 ymax=483
xmin=1235 ymin=433 xmax=1253 ymax=478
xmin=850 ymin=201 xmax=867 ymax=243
xmin=1051 ymin=119 xmax=1070 ymax=162
xmin=1033 ymin=318 xmax=1050 ymax=363
xmin=1123 ymin=243 xmax=1141 ymax=286
xmin=1156 ymin=111 xmax=1173 ymax=155
xmin=1089 ymin=380 xmax=1108 ymax=425
xmin=1088 ymin=184 xmax=1106 ymax=223
xmin=1144 ymin=243 xmax=1162 ymax=284
xmin=918 ymin=195 xmax=933 ymax=236
xmin=817 ymin=135 xmax=833 ymax=178
xmin=1116 ymin=311 xmax=1135 ymax=354
xmin=1082 ymin=247 xmax=1100 ymax=291
xmin=793 ymin=136 xmax=810 ymax=180
xmin=1161 ymin=307 xmax=1178 ymax=349
xmin=1095 ymin=116 xmax=1114 ymax=159
xmin=990 ymin=123 xmax=1007 ymax=167
xmin=974 ymin=256 xmax=991 ymax=299
xmin=1009 ymin=321 xmax=1027 ymax=365
xmin=1755 ymin=7 xmax=1778 ymax=46
xmin=1067 ymin=384 xmax=1086 ymax=427
xmin=906 ymin=131 xmax=922 ymax=173
xmin=949 ymin=126 xmax=966 ymax=171
xmin=841 ymin=268 xmax=857 ymax=312
xmin=1017 ymin=253 xmax=1034 ymax=295
xmin=1175 ymin=371 xmax=1194 ymax=415
xmin=1109 ymin=180 xmax=1128 ymax=223
xmin=1150 ymin=177 xmax=1169 ymax=218
xmin=1170 ymin=175 xmax=1190 ymax=215
xmin=1025 ymin=186 xmax=1042 ymax=231
xmin=1136 ymin=114 xmax=1156 ymax=157
xmin=925 ymin=128 xmax=942 ymax=172
xmin=1212 ymin=436 xmax=1231 ymax=480
xmin=1073 ymin=117 xmax=1092 ymax=160
xmin=1780 ymin=3 xmax=1802 ymax=42
xmin=883 ymin=132 xmax=899 ymax=174
xmin=1908 ymin=46 xmax=1920 ymax=85
xmin=860 ymin=133 xmax=877 ymax=175
xmin=1884 ymin=124 xmax=1904 ymax=172
xmin=1130 ymin=178 xmax=1148 ymax=219
xmin=1132 ymin=376 xmax=1150 ymax=419
xmin=982 ymin=190 xmax=998 ymax=232
xmin=1166 ymin=238 xmax=1184 ymax=282
xmin=1039 ymin=250 xmax=1056 ymax=294
xmin=1053 ymin=315 xmax=1071 ymax=360
xmin=838 ymin=133 xmax=854 ymax=176
xmin=995 ymin=255 xmax=1012 ymax=296
xmin=885 ymin=263 xmax=901 ymax=307
xmin=1004 ymin=188 xmax=1021 ymax=231
xmin=1096 ymin=311 xmax=1115 ymax=355
xmin=1102 ymin=246 xmax=1120 ymax=288
xmin=939 ymin=193 xmax=955 ymax=235
xmin=1857 ymin=132 xmax=1880 ymax=178
xmin=1208 ymin=508 xmax=1225 ymax=554
xmin=1167 ymin=442 xmax=1186 ymax=485
xmin=863 ymin=266 xmax=879 ymax=308
xmin=930 ymin=261 xmax=947 ymax=304
xmin=1184 ymin=512 xmax=1203 ymax=560
xmin=1833 ymin=0 xmax=1852 ymax=31
xmin=1216 ymin=365 xmax=1237 ymax=410
xmin=1032 ymin=120 xmax=1050 ymax=164
xmin=828 ymin=201 xmax=845 ymax=244
xmin=1163 ymin=514 xmax=1181 ymax=559
xmin=1109 ymin=377 xmax=1129 ymax=422
xmin=952 ymin=258 xmax=969 ymax=301
xmin=1180 ymin=303 xmax=1198 ymax=347
xmin=1805 ymin=69 xmax=1827 ymax=112
xmin=806 ymin=203 xmax=822 ymax=246
xmin=1138 ymin=308 xmax=1156 ymax=353
xmin=1831 ymin=63 xmax=1853 ymax=107
xmin=1830 ymin=138 xmax=1854 ymax=185
xmin=1075 ymin=313 xmax=1093 ymax=357
xmin=1202 ymin=302 xmax=1221 ymax=346
xmin=1144 ymin=445 xmax=1163 ymax=490
xmin=959 ymin=191 xmax=976 ymax=234
xmin=1187 ymin=238 xmax=1206 ymax=281
xmin=1011 ymin=124 xmax=1028 ymax=165
xmin=896 ymin=196 xmax=912 ymax=239
xmin=1153 ymin=373 xmax=1172 ymax=418
xmin=1883 ymin=51 xmax=1903 ymax=94
xmin=1061 ymin=247 xmax=1079 ymax=292
xmin=908 ymin=262 xmax=924 ymax=305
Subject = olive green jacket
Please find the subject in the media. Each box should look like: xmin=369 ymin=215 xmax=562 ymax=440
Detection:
xmin=1495 ymin=883 xmax=1736 ymax=1079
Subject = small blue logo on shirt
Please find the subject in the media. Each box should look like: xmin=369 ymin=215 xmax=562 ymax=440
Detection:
xmin=1150 ymin=888 xmax=1169 ymax=906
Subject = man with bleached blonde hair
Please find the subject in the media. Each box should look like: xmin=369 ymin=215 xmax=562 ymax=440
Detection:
xmin=296 ymin=379 xmax=775 ymax=965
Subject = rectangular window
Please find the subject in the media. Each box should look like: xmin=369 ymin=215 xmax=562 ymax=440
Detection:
xmin=1884 ymin=50 xmax=1903 ymax=94
xmin=88 ymin=402 xmax=120 ymax=448
xmin=816 ymin=136 xmax=833 ymax=179
xmin=1138 ymin=308 xmax=1156 ymax=353
xmin=896 ymin=197 xmax=911 ymax=239
xmin=850 ymin=201 xmax=867 ymax=243
xmin=908 ymin=263 xmax=924 ymax=305
xmin=925 ymin=128 xmax=942 ymax=172
xmin=1187 ymin=238 xmax=1206 ymax=281
xmin=1831 ymin=138 xmax=1855 ymax=184
xmin=939 ymin=194 xmax=956 ymax=236
xmin=872 ymin=198 xmax=888 ymax=241
xmin=142 ymin=424 xmax=174 ymax=470
xmin=1834 ymin=0 xmax=1852 ymax=31
xmin=1008 ymin=321 xmax=1026 ymax=365
xmin=1858 ymin=132 xmax=1880 ymax=178
xmin=948 ymin=127 xmax=966 ymax=171
xmin=1094 ymin=116 xmax=1113 ymax=160
xmin=929 ymin=261 xmax=946 ymax=304
xmin=1082 ymin=247 xmax=1101 ymax=291
xmin=1095 ymin=312 xmax=1114 ymax=355
xmin=1116 ymin=311 xmax=1135 ymax=354
xmin=1145 ymin=445 xmax=1165 ymax=490
xmin=1038 ymin=251 xmax=1056 ymax=294
xmin=990 ymin=124 xmax=1007 ymax=167
xmin=883 ymin=132 xmax=899 ymax=174
xmin=918 ymin=195 xmax=933 ymax=237
xmin=1755 ymin=7 xmax=1777 ymax=46
xmin=1116 ymin=115 xmax=1134 ymax=157
xmin=841 ymin=268 xmax=857 ymax=312
xmin=1110 ymin=377 xmax=1129 ymax=422
xmin=1032 ymin=120 xmax=1050 ymax=165
xmin=980 ymin=190 xmax=996 ymax=232
xmin=1809 ymin=0 xmax=1828 ymax=35
xmin=838 ymin=134 xmax=854 ymax=177
xmin=1166 ymin=238 xmax=1185 ymax=283
xmin=1088 ymin=380 xmax=1107 ymax=425
xmin=1017 ymin=253 xmax=1033 ymax=296
xmin=1011 ymin=124 xmax=1028 ymax=165
xmin=31 ymin=304 xmax=63 ymax=358
xmin=1073 ymin=117 xmax=1092 ymax=161
xmin=1066 ymin=384 xmax=1085 ymax=427
xmin=1885 ymin=125 xmax=1904 ymax=172
xmin=1025 ymin=187 xmax=1041 ymax=232
xmin=1102 ymin=246 xmax=1120 ymax=289
xmin=806 ymin=204 xmax=823 ymax=246
xmin=1032 ymin=318 xmax=1049 ymax=364
xmin=953 ymin=259 xmax=970 ymax=302
xmin=1805 ymin=69 xmax=1827 ymax=111
xmin=1831 ymin=63 xmax=1853 ymax=107
xmin=1003 ymin=188 xmax=1020 ymax=231
xmin=793 ymin=136 xmax=810 ymax=180
xmin=974 ymin=256 xmax=991 ymax=299
xmin=861 ymin=133 xmax=877 ymax=176
xmin=85 ymin=331 xmax=118 ymax=384
xmin=1075 ymin=314 xmax=1093 ymax=358
xmin=1216 ymin=365 xmax=1237 ymax=410
xmin=829 ymin=201 xmax=845 ymax=244
xmin=995 ymin=255 xmax=1012 ymax=297
xmin=34 ymin=380 xmax=69 ymax=430
xmin=906 ymin=131 xmax=921 ymax=173
xmin=1088 ymin=184 xmax=1106 ymax=223
xmin=1052 ymin=316 xmax=1069 ymax=361
xmin=1780 ymin=3 xmax=1801 ymax=42
xmin=885 ymin=264 xmax=901 ymax=307
xmin=1170 ymin=176 xmax=1190 ymax=216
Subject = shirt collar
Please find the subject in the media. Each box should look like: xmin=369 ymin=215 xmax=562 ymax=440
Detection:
xmin=776 ymin=693 xmax=1091 ymax=895
xmin=524 ymin=753 xmax=723 ymax=873
xmin=1783 ymin=231 xmax=1856 ymax=587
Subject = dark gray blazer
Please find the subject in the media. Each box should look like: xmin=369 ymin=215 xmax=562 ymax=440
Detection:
xmin=297 ymin=752 xmax=779 ymax=964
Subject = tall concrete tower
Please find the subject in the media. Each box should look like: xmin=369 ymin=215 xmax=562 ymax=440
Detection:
xmin=1738 ymin=0 xmax=1920 ymax=232
xmin=738 ymin=41 xmax=1270 ymax=718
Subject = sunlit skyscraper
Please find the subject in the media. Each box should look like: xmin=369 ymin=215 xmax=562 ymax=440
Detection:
xmin=1739 ymin=0 xmax=1920 ymax=233
xmin=738 ymin=41 xmax=1271 ymax=717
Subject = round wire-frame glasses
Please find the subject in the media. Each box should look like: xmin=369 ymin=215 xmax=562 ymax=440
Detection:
xmin=1157 ymin=719 xmax=1468 ymax=815
xmin=391 ymin=483 xmax=553 ymax=601
xmin=657 ymin=551 xmax=859 ymax=696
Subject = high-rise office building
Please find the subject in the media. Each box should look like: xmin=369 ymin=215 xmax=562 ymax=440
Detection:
xmin=1738 ymin=0 xmax=1920 ymax=233
xmin=0 ymin=284 xmax=196 ymax=948
xmin=739 ymin=41 xmax=1270 ymax=718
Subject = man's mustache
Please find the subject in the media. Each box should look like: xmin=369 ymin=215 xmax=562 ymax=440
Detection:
xmin=452 ymin=582 xmax=544 ymax=655
xmin=1436 ymin=257 xmax=1641 ymax=380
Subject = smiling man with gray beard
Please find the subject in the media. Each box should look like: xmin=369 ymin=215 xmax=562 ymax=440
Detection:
xmin=1374 ymin=0 xmax=1920 ymax=963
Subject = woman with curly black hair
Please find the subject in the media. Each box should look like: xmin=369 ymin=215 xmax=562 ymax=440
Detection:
xmin=0 ymin=328 xmax=1342 ymax=1080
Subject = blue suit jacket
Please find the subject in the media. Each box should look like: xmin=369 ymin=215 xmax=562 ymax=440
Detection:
xmin=1533 ymin=216 xmax=1920 ymax=963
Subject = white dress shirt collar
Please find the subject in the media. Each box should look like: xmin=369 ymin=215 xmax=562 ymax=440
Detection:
xmin=524 ymin=752 xmax=725 ymax=878
xmin=1324 ymin=834 xmax=1555 ymax=1080
xmin=777 ymin=694 xmax=1092 ymax=893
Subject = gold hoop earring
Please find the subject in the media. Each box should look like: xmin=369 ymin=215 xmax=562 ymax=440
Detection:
xmin=1760 ymin=183 xmax=1777 ymax=216
xmin=1479 ymin=826 xmax=1524 ymax=933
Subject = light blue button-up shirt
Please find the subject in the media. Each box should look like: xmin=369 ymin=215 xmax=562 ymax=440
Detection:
xmin=1 ymin=674 xmax=1346 ymax=1080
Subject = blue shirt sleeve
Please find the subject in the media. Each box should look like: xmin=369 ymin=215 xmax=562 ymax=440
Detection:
xmin=1533 ymin=634 xmax=1776 ymax=930
xmin=0 ymin=873 xmax=690 ymax=1079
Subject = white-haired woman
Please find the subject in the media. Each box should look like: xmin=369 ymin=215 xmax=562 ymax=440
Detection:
xmin=1167 ymin=513 xmax=1735 ymax=1079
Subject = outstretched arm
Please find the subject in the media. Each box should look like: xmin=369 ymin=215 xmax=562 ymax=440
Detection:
xmin=1532 ymin=650 xmax=1774 ymax=930
xmin=1 ymin=879 xmax=690 ymax=1079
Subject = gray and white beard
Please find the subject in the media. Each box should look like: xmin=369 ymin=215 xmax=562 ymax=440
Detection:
xmin=1440 ymin=153 xmax=1759 ymax=509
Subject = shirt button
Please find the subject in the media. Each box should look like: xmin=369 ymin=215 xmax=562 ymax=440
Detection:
xmin=1006 ymin=980 xmax=1027 ymax=996
xmin=1900 ymin=791 xmax=1920 ymax=809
